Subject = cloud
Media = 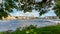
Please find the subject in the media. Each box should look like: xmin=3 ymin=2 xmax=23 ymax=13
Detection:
xmin=10 ymin=9 xmax=39 ymax=17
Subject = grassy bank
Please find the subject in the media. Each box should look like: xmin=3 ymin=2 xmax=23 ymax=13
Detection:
xmin=0 ymin=25 xmax=60 ymax=34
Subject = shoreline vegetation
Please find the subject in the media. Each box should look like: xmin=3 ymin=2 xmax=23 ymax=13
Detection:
xmin=0 ymin=24 xmax=60 ymax=34
xmin=1 ymin=16 xmax=58 ymax=20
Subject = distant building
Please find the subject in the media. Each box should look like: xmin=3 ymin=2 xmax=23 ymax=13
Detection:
xmin=2 ymin=15 xmax=35 ymax=20
xmin=44 ymin=16 xmax=58 ymax=19
xmin=2 ymin=11 xmax=38 ymax=20
xmin=15 ymin=15 xmax=35 ymax=20
xmin=2 ymin=16 xmax=16 ymax=20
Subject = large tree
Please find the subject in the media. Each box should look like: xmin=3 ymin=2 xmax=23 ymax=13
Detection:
xmin=53 ymin=0 xmax=60 ymax=18
xmin=0 ymin=0 xmax=54 ymax=19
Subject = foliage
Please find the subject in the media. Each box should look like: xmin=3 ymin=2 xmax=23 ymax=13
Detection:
xmin=0 ymin=0 xmax=53 ymax=19
xmin=53 ymin=0 xmax=60 ymax=18
xmin=0 ymin=0 xmax=60 ymax=19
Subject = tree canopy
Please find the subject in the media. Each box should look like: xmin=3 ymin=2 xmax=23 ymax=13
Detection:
xmin=0 ymin=0 xmax=59 ymax=19
xmin=53 ymin=0 xmax=60 ymax=18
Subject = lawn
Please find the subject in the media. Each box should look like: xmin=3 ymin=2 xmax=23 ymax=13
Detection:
xmin=0 ymin=24 xmax=60 ymax=34
xmin=0 ymin=32 xmax=4 ymax=34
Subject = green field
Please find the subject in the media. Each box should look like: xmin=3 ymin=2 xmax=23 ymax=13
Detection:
xmin=0 ymin=24 xmax=60 ymax=34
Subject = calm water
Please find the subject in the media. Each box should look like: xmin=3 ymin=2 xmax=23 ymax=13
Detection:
xmin=0 ymin=19 xmax=58 ymax=31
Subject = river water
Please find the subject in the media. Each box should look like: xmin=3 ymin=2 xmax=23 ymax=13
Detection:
xmin=0 ymin=19 xmax=59 ymax=31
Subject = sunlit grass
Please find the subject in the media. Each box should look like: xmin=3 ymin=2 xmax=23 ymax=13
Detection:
xmin=0 ymin=32 xmax=4 ymax=34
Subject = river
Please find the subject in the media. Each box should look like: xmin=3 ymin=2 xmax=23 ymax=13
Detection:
xmin=0 ymin=19 xmax=59 ymax=31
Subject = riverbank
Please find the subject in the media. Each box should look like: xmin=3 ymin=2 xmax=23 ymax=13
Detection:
xmin=0 ymin=24 xmax=60 ymax=34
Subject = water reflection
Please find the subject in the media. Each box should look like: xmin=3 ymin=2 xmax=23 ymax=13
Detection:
xmin=0 ymin=19 xmax=58 ymax=31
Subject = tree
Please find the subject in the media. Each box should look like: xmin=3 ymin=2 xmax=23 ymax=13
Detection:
xmin=53 ymin=0 xmax=60 ymax=18
xmin=0 ymin=0 xmax=53 ymax=19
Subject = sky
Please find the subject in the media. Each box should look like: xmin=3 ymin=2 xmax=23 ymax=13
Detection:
xmin=10 ymin=9 xmax=39 ymax=17
xmin=10 ymin=8 xmax=56 ymax=17
xmin=0 ymin=0 xmax=2 ymax=4
xmin=40 ymin=10 xmax=56 ymax=17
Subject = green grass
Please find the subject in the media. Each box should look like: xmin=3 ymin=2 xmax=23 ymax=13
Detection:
xmin=0 ymin=32 xmax=4 ymax=34
xmin=0 ymin=25 xmax=60 ymax=34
